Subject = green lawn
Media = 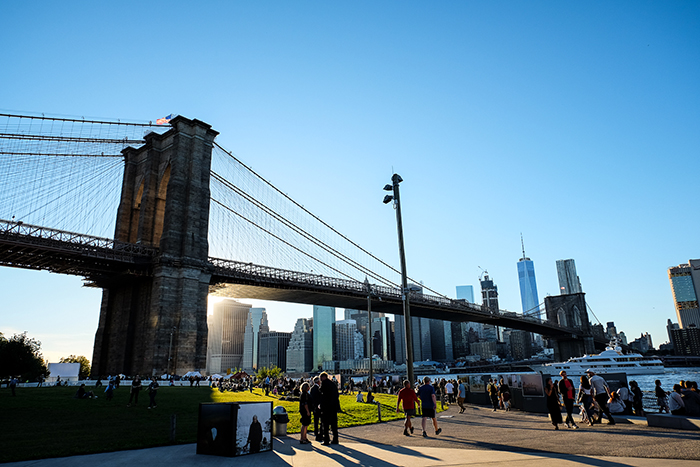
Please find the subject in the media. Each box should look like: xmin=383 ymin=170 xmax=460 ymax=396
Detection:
xmin=0 ymin=386 xmax=444 ymax=462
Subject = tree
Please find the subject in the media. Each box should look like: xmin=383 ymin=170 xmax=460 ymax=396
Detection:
xmin=255 ymin=365 xmax=282 ymax=383
xmin=0 ymin=332 xmax=48 ymax=381
xmin=59 ymin=355 xmax=91 ymax=380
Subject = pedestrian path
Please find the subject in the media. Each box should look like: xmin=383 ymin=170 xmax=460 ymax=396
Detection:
xmin=6 ymin=440 xmax=700 ymax=467
xmin=7 ymin=405 xmax=700 ymax=466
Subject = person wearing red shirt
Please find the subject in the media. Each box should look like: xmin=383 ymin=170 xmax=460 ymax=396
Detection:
xmin=396 ymin=380 xmax=421 ymax=436
xmin=558 ymin=370 xmax=579 ymax=429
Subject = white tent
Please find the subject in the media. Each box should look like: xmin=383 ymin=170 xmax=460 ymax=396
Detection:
xmin=182 ymin=371 xmax=203 ymax=378
xmin=47 ymin=363 xmax=80 ymax=383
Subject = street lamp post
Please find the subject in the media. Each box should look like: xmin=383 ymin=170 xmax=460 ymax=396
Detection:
xmin=364 ymin=277 xmax=373 ymax=387
xmin=383 ymin=173 xmax=415 ymax=387
xmin=168 ymin=327 xmax=176 ymax=375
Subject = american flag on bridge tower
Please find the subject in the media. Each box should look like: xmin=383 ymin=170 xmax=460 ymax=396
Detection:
xmin=156 ymin=114 xmax=175 ymax=125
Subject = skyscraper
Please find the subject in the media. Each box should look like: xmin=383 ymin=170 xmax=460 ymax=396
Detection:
xmin=394 ymin=315 xmax=432 ymax=362
xmin=429 ymin=319 xmax=453 ymax=362
xmin=286 ymin=318 xmax=314 ymax=375
xmin=557 ymin=259 xmax=583 ymax=295
xmin=456 ymin=285 xmax=475 ymax=302
xmin=480 ymin=274 xmax=499 ymax=312
xmin=480 ymin=274 xmax=499 ymax=341
xmin=258 ymin=331 xmax=291 ymax=371
xmin=313 ymin=305 xmax=335 ymax=370
xmin=517 ymin=238 xmax=540 ymax=316
xmin=371 ymin=316 xmax=394 ymax=361
xmin=242 ymin=307 xmax=269 ymax=371
xmin=206 ymin=299 xmax=251 ymax=374
xmin=668 ymin=260 xmax=700 ymax=329
xmin=344 ymin=309 xmax=370 ymax=357
xmin=334 ymin=320 xmax=363 ymax=361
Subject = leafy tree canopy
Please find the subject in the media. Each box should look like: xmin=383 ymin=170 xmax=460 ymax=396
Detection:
xmin=59 ymin=355 xmax=91 ymax=380
xmin=0 ymin=332 xmax=48 ymax=381
xmin=255 ymin=365 xmax=282 ymax=382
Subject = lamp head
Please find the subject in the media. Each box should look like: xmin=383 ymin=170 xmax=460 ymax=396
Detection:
xmin=383 ymin=184 xmax=393 ymax=191
xmin=382 ymin=195 xmax=394 ymax=204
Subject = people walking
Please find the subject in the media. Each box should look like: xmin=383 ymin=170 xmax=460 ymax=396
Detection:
xmin=147 ymin=377 xmax=159 ymax=409
xmin=544 ymin=377 xmax=563 ymax=430
xmin=557 ymin=371 xmax=578 ymax=428
xmin=417 ymin=376 xmax=442 ymax=437
xmin=445 ymin=379 xmax=454 ymax=405
xmin=499 ymin=378 xmax=511 ymax=412
xmin=319 ymin=372 xmax=340 ymax=445
xmin=457 ymin=379 xmax=467 ymax=414
xmin=487 ymin=378 xmax=499 ymax=412
xmin=127 ymin=376 xmax=142 ymax=407
xmin=104 ymin=379 xmax=115 ymax=401
xmin=577 ymin=375 xmax=595 ymax=425
xmin=586 ymin=369 xmax=615 ymax=425
xmin=396 ymin=380 xmax=420 ymax=436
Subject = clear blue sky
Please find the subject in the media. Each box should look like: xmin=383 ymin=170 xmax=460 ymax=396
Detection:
xmin=1 ymin=1 xmax=698 ymax=364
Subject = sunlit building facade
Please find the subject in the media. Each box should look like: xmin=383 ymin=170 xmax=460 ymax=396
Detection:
xmin=517 ymin=256 xmax=540 ymax=316
xmin=286 ymin=318 xmax=313 ymax=375
xmin=206 ymin=299 xmax=251 ymax=374
xmin=668 ymin=260 xmax=700 ymax=329
xmin=242 ymin=307 xmax=269 ymax=371
xmin=557 ymin=259 xmax=582 ymax=295
xmin=313 ymin=305 xmax=335 ymax=370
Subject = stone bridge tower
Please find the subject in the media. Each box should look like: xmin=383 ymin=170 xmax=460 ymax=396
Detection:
xmin=92 ymin=117 xmax=218 ymax=377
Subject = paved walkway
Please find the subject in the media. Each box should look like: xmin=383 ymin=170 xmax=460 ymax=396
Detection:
xmin=7 ymin=405 xmax=700 ymax=466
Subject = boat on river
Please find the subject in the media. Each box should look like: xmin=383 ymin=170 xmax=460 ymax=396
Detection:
xmin=528 ymin=340 xmax=664 ymax=376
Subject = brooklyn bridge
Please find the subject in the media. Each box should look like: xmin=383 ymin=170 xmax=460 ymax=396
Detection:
xmin=0 ymin=113 xmax=601 ymax=376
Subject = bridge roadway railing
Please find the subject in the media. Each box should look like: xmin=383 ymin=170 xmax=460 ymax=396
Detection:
xmin=0 ymin=219 xmax=158 ymax=265
xmin=208 ymin=257 xmax=577 ymax=336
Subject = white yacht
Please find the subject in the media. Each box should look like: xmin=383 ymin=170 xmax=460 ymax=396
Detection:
xmin=529 ymin=341 xmax=664 ymax=376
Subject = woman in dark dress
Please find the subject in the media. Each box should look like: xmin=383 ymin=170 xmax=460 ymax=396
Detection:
xmin=299 ymin=382 xmax=312 ymax=444
xmin=544 ymin=377 xmax=563 ymax=430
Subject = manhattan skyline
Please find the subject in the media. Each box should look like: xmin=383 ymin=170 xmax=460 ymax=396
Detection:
xmin=1 ymin=2 xmax=698 ymax=363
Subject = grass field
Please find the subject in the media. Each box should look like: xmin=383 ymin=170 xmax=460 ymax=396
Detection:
xmin=0 ymin=385 xmax=442 ymax=463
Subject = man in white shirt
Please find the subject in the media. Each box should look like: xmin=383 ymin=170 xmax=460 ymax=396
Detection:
xmin=586 ymin=369 xmax=615 ymax=425
xmin=445 ymin=381 xmax=454 ymax=404
xmin=668 ymin=384 xmax=686 ymax=415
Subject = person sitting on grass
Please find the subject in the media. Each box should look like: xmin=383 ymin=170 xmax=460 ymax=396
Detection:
xmin=75 ymin=384 xmax=95 ymax=399
xmin=355 ymin=390 xmax=364 ymax=403
xmin=366 ymin=390 xmax=376 ymax=404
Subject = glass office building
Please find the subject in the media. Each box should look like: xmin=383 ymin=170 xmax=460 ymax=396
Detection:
xmin=313 ymin=305 xmax=335 ymax=371
xmin=456 ymin=285 xmax=475 ymax=303
xmin=517 ymin=257 xmax=540 ymax=316
xmin=668 ymin=260 xmax=700 ymax=328
xmin=242 ymin=308 xmax=269 ymax=371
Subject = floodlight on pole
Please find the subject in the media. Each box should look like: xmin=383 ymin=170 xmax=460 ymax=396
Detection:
xmin=383 ymin=173 xmax=414 ymax=387
xmin=364 ymin=277 xmax=373 ymax=386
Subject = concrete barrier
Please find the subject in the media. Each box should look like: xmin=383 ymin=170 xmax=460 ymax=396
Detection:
xmin=646 ymin=413 xmax=700 ymax=430
xmin=607 ymin=415 xmax=648 ymax=426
